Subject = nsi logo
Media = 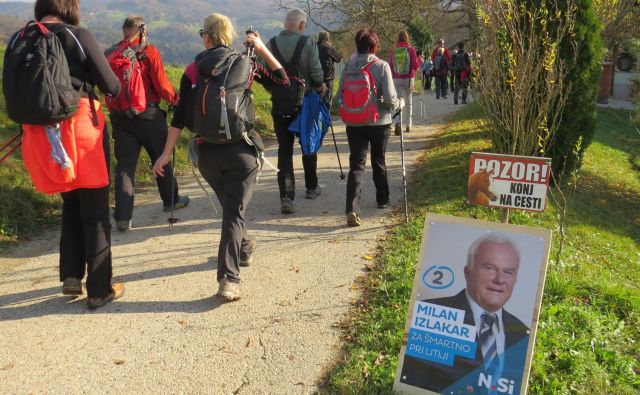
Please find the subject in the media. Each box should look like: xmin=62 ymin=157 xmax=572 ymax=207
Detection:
xmin=477 ymin=373 xmax=516 ymax=394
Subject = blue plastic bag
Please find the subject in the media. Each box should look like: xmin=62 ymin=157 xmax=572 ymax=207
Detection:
xmin=288 ymin=91 xmax=330 ymax=155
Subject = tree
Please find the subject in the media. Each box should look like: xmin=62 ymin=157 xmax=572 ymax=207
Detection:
xmin=474 ymin=0 xmax=579 ymax=158
xmin=548 ymin=0 xmax=603 ymax=176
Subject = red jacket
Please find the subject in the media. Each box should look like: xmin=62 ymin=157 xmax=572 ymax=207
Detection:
xmin=389 ymin=42 xmax=420 ymax=79
xmin=129 ymin=39 xmax=178 ymax=106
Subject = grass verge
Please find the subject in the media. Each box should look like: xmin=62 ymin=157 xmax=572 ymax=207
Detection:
xmin=322 ymin=104 xmax=640 ymax=394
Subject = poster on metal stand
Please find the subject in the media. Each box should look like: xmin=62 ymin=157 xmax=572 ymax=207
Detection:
xmin=394 ymin=213 xmax=551 ymax=395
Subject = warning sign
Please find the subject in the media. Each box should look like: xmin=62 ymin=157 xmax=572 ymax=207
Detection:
xmin=468 ymin=153 xmax=551 ymax=212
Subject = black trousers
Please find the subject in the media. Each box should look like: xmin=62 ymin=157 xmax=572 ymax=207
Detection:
xmin=59 ymin=129 xmax=112 ymax=298
xmin=111 ymin=108 xmax=179 ymax=222
xmin=345 ymin=124 xmax=391 ymax=215
xmin=422 ymin=71 xmax=432 ymax=91
xmin=454 ymin=71 xmax=469 ymax=103
xmin=273 ymin=114 xmax=318 ymax=200
xmin=198 ymin=141 xmax=258 ymax=283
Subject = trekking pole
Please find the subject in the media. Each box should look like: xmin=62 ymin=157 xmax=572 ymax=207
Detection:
xmin=168 ymin=147 xmax=178 ymax=226
xmin=397 ymin=106 xmax=409 ymax=223
xmin=0 ymin=133 xmax=21 ymax=164
xmin=329 ymin=122 xmax=346 ymax=180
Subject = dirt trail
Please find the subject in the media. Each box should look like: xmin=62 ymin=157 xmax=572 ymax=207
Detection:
xmin=0 ymin=93 xmax=459 ymax=394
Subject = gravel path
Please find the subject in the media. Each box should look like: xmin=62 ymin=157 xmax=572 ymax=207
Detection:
xmin=0 ymin=93 xmax=459 ymax=394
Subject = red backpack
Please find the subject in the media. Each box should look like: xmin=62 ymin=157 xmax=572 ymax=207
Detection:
xmin=339 ymin=59 xmax=380 ymax=125
xmin=105 ymin=40 xmax=147 ymax=117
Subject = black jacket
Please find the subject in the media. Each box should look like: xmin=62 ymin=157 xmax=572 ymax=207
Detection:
xmin=317 ymin=41 xmax=342 ymax=81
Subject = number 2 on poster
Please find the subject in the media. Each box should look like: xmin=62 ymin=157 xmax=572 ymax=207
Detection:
xmin=423 ymin=265 xmax=455 ymax=289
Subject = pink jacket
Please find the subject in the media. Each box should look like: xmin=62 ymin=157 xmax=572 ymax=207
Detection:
xmin=389 ymin=42 xmax=420 ymax=79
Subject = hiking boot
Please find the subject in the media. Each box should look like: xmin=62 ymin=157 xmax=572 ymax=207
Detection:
xmin=346 ymin=212 xmax=361 ymax=227
xmin=115 ymin=220 xmax=131 ymax=232
xmin=377 ymin=202 xmax=390 ymax=209
xmin=163 ymin=196 xmax=190 ymax=212
xmin=87 ymin=283 xmax=125 ymax=309
xmin=281 ymin=197 xmax=295 ymax=214
xmin=240 ymin=238 xmax=257 ymax=267
xmin=405 ymin=126 xmax=411 ymax=134
xmin=306 ymin=186 xmax=321 ymax=199
xmin=394 ymin=123 xmax=402 ymax=136
xmin=62 ymin=278 xmax=83 ymax=296
xmin=217 ymin=279 xmax=241 ymax=301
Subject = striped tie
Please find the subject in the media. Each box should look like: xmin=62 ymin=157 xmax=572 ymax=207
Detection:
xmin=480 ymin=312 xmax=498 ymax=367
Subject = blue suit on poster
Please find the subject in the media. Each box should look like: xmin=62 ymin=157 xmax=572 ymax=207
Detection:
xmin=400 ymin=290 xmax=530 ymax=394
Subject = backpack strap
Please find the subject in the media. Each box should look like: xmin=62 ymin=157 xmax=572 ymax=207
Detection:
xmin=362 ymin=58 xmax=380 ymax=95
xmin=59 ymin=25 xmax=99 ymax=126
xmin=269 ymin=36 xmax=307 ymax=71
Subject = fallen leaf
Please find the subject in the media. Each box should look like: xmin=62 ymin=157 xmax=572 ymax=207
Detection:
xmin=374 ymin=354 xmax=386 ymax=366
xmin=1 ymin=363 xmax=14 ymax=371
xmin=246 ymin=338 xmax=254 ymax=348
xmin=294 ymin=382 xmax=305 ymax=386
xmin=363 ymin=255 xmax=375 ymax=261
xmin=114 ymin=360 xmax=125 ymax=366
xmin=290 ymin=266 xmax=300 ymax=273
xmin=288 ymin=355 xmax=295 ymax=361
xmin=177 ymin=320 xmax=186 ymax=325
xmin=277 ymin=300 xmax=291 ymax=307
xmin=363 ymin=365 xmax=370 ymax=378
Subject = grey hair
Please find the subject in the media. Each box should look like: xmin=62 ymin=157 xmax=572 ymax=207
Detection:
xmin=285 ymin=8 xmax=307 ymax=27
xmin=466 ymin=233 xmax=520 ymax=270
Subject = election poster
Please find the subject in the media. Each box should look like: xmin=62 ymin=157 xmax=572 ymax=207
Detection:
xmin=394 ymin=213 xmax=552 ymax=395
xmin=468 ymin=153 xmax=552 ymax=212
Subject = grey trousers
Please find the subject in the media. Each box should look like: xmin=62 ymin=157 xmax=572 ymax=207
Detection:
xmin=198 ymin=140 xmax=258 ymax=283
xmin=393 ymin=77 xmax=414 ymax=128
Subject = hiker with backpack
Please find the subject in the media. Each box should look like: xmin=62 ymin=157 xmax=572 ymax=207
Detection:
xmin=3 ymin=0 xmax=123 ymax=308
xmin=317 ymin=31 xmax=343 ymax=109
xmin=337 ymin=28 xmax=402 ymax=227
xmin=433 ymin=47 xmax=451 ymax=100
xmin=106 ymin=16 xmax=189 ymax=232
xmin=451 ymin=42 xmax=472 ymax=105
xmin=389 ymin=31 xmax=420 ymax=136
xmin=152 ymin=13 xmax=288 ymax=301
xmin=264 ymin=9 xmax=326 ymax=214
xmin=421 ymin=55 xmax=434 ymax=91
xmin=430 ymin=38 xmax=451 ymax=98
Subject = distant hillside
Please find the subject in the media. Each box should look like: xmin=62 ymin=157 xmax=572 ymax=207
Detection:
xmin=0 ymin=0 xmax=293 ymax=64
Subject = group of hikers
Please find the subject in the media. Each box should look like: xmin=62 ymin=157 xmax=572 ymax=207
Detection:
xmin=2 ymin=0 xmax=469 ymax=308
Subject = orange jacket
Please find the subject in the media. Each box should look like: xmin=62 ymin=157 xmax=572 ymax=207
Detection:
xmin=22 ymin=99 xmax=109 ymax=194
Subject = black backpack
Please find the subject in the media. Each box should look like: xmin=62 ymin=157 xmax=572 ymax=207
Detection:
xmin=268 ymin=36 xmax=307 ymax=117
xmin=192 ymin=46 xmax=254 ymax=143
xmin=453 ymin=50 xmax=469 ymax=72
xmin=2 ymin=21 xmax=81 ymax=125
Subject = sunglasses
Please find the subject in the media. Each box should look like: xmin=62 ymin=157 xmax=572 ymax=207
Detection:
xmin=199 ymin=29 xmax=205 ymax=38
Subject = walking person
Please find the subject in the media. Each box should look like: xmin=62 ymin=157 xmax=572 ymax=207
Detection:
xmin=421 ymin=55 xmax=434 ymax=91
xmin=265 ymin=9 xmax=326 ymax=214
xmin=452 ymin=42 xmax=472 ymax=105
xmin=317 ymin=31 xmax=343 ymax=109
xmin=6 ymin=0 xmax=124 ymax=308
xmin=389 ymin=31 xmax=420 ymax=135
xmin=430 ymin=38 xmax=451 ymax=98
xmin=434 ymin=47 xmax=450 ymax=100
xmin=108 ymin=16 xmax=189 ymax=231
xmin=153 ymin=13 xmax=289 ymax=301
xmin=337 ymin=28 xmax=401 ymax=226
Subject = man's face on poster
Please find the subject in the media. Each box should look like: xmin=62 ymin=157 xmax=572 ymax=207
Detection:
xmin=464 ymin=242 xmax=519 ymax=313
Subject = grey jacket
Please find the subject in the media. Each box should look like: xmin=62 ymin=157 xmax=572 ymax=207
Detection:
xmin=337 ymin=53 xmax=400 ymax=126
xmin=266 ymin=30 xmax=325 ymax=90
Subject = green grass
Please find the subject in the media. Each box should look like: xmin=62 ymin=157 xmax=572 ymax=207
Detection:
xmin=322 ymin=104 xmax=640 ymax=394
xmin=0 ymin=49 xmax=274 ymax=250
